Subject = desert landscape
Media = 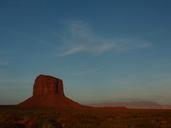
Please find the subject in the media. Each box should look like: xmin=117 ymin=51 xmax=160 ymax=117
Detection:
xmin=0 ymin=0 xmax=171 ymax=128
xmin=0 ymin=75 xmax=171 ymax=128
xmin=1 ymin=105 xmax=171 ymax=128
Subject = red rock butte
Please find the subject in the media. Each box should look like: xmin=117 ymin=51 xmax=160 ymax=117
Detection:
xmin=19 ymin=75 xmax=82 ymax=109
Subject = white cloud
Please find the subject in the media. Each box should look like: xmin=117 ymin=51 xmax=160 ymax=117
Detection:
xmin=57 ymin=20 xmax=151 ymax=56
xmin=59 ymin=46 xmax=85 ymax=57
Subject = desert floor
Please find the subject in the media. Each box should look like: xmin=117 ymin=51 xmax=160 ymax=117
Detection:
xmin=0 ymin=106 xmax=171 ymax=128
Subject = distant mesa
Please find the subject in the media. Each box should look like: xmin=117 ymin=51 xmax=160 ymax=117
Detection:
xmin=90 ymin=101 xmax=163 ymax=109
xmin=19 ymin=75 xmax=82 ymax=109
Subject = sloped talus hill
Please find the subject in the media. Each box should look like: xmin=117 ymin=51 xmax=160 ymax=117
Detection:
xmin=19 ymin=75 xmax=82 ymax=109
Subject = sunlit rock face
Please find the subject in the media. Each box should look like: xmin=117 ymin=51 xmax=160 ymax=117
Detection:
xmin=33 ymin=75 xmax=64 ymax=96
xmin=19 ymin=75 xmax=82 ymax=109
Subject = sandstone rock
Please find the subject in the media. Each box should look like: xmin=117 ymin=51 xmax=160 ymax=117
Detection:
xmin=33 ymin=75 xmax=64 ymax=96
xmin=19 ymin=75 xmax=82 ymax=109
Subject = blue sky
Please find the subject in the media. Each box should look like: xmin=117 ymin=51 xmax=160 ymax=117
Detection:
xmin=0 ymin=0 xmax=171 ymax=104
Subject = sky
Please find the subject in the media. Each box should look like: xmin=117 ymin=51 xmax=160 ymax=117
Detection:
xmin=0 ymin=0 xmax=171 ymax=105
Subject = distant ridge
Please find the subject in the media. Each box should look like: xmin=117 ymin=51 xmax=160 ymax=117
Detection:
xmin=89 ymin=101 xmax=171 ymax=109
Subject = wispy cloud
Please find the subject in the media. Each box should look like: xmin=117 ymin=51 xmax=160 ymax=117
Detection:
xmin=57 ymin=20 xmax=151 ymax=56
xmin=59 ymin=46 xmax=85 ymax=57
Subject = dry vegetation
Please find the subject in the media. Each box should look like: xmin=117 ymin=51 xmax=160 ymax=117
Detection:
xmin=0 ymin=106 xmax=171 ymax=128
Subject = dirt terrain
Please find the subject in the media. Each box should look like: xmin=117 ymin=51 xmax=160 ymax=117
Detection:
xmin=0 ymin=106 xmax=171 ymax=128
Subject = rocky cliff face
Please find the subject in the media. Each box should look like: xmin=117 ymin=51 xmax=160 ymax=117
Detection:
xmin=33 ymin=75 xmax=64 ymax=96
xmin=19 ymin=75 xmax=82 ymax=109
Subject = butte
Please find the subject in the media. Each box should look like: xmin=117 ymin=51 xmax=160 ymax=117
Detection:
xmin=19 ymin=75 xmax=82 ymax=109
